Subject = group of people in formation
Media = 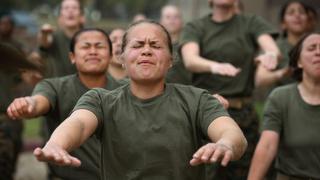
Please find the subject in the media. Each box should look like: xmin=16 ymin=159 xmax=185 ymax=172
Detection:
xmin=1 ymin=0 xmax=319 ymax=179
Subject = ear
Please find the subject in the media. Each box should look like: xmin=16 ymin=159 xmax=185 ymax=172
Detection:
xmin=69 ymin=52 xmax=76 ymax=64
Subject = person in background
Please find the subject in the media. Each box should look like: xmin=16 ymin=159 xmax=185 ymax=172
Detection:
xmin=160 ymin=4 xmax=192 ymax=85
xmin=0 ymin=14 xmax=23 ymax=52
xmin=32 ymin=20 xmax=247 ymax=180
xmin=7 ymin=28 xmax=121 ymax=180
xmin=180 ymin=0 xmax=281 ymax=179
xmin=108 ymin=28 xmax=127 ymax=80
xmin=0 ymin=43 xmax=39 ymax=180
xmin=38 ymin=0 xmax=85 ymax=77
xmin=248 ymin=31 xmax=320 ymax=180
xmin=132 ymin=13 xmax=147 ymax=22
xmin=255 ymin=0 xmax=313 ymax=88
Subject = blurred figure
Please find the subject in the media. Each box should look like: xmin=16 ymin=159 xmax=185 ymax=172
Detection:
xmin=7 ymin=28 xmax=121 ymax=180
xmin=0 ymin=43 xmax=39 ymax=180
xmin=160 ymin=4 xmax=192 ymax=84
xmin=0 ymin=14 xmax=23 ymax=52
xmin=38 ymin=0 xmax=84 ymax=77
xmin=108 ymin=28 xmax=127 ymax=80
xmin=306 ymin=5 xmax=318 ymax=32
xmin=180 ymin=0 xmax=280 ymax=179
xmin=256 ymin=1 xmax=312 ymax=87
xmin=132 ymin=13 xmax=146 ymax=22
xmin=248 ymin=32 xmax=320 ymax=180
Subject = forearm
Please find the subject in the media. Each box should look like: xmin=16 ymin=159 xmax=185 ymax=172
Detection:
xmin=258 ymin=34 xmax=281 ymax=58
xmin=255 ymin=65 xmax=282 ymax=87
xmin=248 ymin=143 xmax=277 ymax=180
xmin=47 ymin=116 xmax=85 ymax=151
xmin=31 ymin=95 xmax=51 ymax=116
xmin=46 ymin=110 xmax=98 ymax=152
xmin=183 ymin=54 xmax=216 ymax=73
xmin=208 ymin=117 xmax=247 ymax=160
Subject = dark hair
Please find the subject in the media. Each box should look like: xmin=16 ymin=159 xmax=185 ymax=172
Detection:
xmin=289 ymin=31 xmax=320 ymax=81
xmin=0 ymin=14 xmax=15 ymax=27
xmin=69 ymin=28 xmax=112 ymax=54
xmin=279 ymin=1 xmax=308 ymax=23
xmin=121 ymin=20 xmax=173 ymax=55
xmin=58 ymin=0 xmax=84 ymax=15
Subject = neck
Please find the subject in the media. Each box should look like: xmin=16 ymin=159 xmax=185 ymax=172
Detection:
xmin=170 ymin=32 xmax=180 ymax=44
xmin=62 ymin=26 xmax=80 ymax=38
xmin=287 ymin=31 xmax=303 ymax=46
xmin=212 ymin=6 xmax=235 ymax=22
xmin=78 ymin=73 xmax=107 ymax=89
xmin=108 ymin=63 xmax=126 ymax=80
xmin=299 ymin=77 xmax=320 ymax=105
xmin=130 ymin=80 xmax=165 ymax=100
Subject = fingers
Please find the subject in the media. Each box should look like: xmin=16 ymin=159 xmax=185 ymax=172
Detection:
xmin=7 ymin=97 xmax=34 ymax=119
xmin=212 ymin=94 xmax=229 ymax=109
xmin=190 ymin=143 xmax=234 ymax=167
xmin=210 ymin=63 xmax=241 ymax=77
xmin=33 ymin=146 xmax=81 ymax=167
xmin=256 ymin=54 xmax=278 ymax=70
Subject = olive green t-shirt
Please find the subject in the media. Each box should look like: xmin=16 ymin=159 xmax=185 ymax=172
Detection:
xmin=73 ymin=83 xmax=229 ymax=180
xmin=263 ymin=83 xmax=320 ymax=178
xmin=166 ymin=42 xmax=192 ymax=85
xmin=180 ymin=14 xmax=274 ymax=97
xmin=32 ymin=73 xmax=122 ymax=179
xmin=40 ymin=30 xmax=76 ymax=77
xmin=275 ymin=35 xmax=295 ymax=85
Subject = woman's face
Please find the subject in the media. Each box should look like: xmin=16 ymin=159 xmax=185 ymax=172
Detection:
xmin=122 ymin=23 xmax=172 ymax=83
xmin=299 ymin=34 xmax=320 ymax=81
xmin=282 ymin=2 xmax=308 ymax=35
xmin=110 ymin=29 xmax=125 ymax=65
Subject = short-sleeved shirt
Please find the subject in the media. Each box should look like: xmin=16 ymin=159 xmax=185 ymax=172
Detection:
xmin=73 ymin=83 xmax=230 ymax=180
xmin=40 ymin=30 xmax=76 ymax=77
xmin=32 ymin=73 xmax=122 ymax=179
xmin=166 ymin=42 xmax=192 ymax=85
xmin=263 ymin=83 xmax=320 ymax=178
xmin=180 ymin=14 xmax=274 ymax=97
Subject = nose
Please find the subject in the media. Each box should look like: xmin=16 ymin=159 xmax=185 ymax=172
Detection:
xmin=89 ymin=47 xmax=98 ymax=54
xmin=141 ymin=45 xmax=152 ymax=56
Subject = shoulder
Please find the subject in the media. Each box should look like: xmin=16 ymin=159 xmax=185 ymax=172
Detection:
xmin=268 ymin=83 xmax=297 ymax=102
xmin=185 ymin=14 xmax=211 ymax=28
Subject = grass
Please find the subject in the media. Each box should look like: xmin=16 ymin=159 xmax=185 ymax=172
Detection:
xmin=23 ymin=117 xmax=42 ymax=139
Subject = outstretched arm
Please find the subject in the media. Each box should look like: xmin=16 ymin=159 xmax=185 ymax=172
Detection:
xmin=34 ymin=109 xmax=98 ymax=167
xmin=190 ymin=116 xmax=247 ymax=166
xmin=181 ymin=42 xmax=241 ymax=76
xmin=7 ymin=95 xmax=50 ymax=120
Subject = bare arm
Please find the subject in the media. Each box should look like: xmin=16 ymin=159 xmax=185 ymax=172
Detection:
xmin=255 ymin=65 xmax=292 ymax=87
xmin=255 ymin=34 xmax=281 ymax=70
xmin=7 ymin=95 xmax=50 ymax=120
xmin=181 ymin=42 xmax=240 ymax=76
xmin=38 ymin=24 xmax=53 ymax=48
xmin=34 ymin=109 xmax=98 ymax=167
xmin=190 ymin=116 xmax=247 ymax=166
xmin=248 ymin=130 xmax=279 ymax=180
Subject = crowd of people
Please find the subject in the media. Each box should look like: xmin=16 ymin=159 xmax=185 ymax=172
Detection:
xmin=1 ymin=0 xmax=319 ymax=179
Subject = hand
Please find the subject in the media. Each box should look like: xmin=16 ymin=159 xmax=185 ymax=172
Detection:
xmin=255 ymin=52 xmax=278 ymax=70
xmin=7 ymin=96 xmax=36 ymax=120
xmin=210 ymin=62 xmax=241 ymax=77
xmin=212 ymin=94 xmax=229 ymax=109
xmin=34 ymin=143 xmax=81 ymax=167
xmin=190 ymin=142 xmax=234 ymax=167
xmin=41 ymin=24 xmax=53 ymax=34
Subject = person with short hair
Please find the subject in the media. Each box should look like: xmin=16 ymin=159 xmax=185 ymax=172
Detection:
xmin=32 ymin=20 xmax=247 ymax=180
xmin=7 ymin=28 xmax=121 ymax=180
